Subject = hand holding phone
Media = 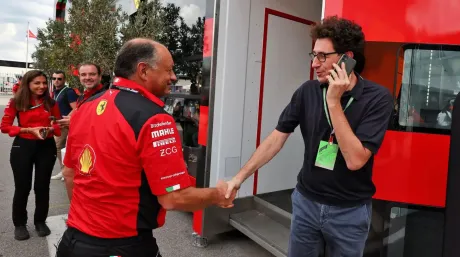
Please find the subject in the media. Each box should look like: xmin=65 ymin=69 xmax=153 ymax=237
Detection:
xmin=39 ymin=128 xmax=49 ymax=139
xmin=56 ymin=115 xmax=71 ymax=128
xmin=26 ymin=127 xmax=46 ymax=140
xmin=336 ymin=54 xmax=356 ymax=77
xmin=326 ymin=54 xmax=357 ymax=103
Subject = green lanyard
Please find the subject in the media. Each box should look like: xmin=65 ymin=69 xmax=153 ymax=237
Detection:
xmin=322 ymin=87 xmax=354 ymax=136
xmin=54 ymin=86 xmax=68 ymax=100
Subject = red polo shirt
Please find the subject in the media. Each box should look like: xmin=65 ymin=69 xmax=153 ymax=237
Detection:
xmin=76 ymin=83 xmax=104 ymax=108
xmin=64 ymin=77 xmax=192 ymax=238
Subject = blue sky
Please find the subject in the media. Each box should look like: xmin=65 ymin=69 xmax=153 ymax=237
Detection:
xmin=0 ymin=0 xmax=206 ymax=62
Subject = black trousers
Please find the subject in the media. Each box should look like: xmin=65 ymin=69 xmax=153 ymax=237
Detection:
xmin=56 ymin=227 xmax=162 ymax=257
xmin=10 ymin=136 xmax=57 ymax=226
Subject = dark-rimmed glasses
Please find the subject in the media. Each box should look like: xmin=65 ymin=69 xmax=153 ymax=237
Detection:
xmin=309 ymin=52 xmax=338 ymax=62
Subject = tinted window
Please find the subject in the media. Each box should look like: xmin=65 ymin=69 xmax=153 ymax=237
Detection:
xmin=398 ymin=46 xmax=460 ymax=132
xmin=386 ymin=207 xmax=444 ymax=257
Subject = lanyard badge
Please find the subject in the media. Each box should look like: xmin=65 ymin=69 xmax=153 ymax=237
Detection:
xmin=314 ymin=87 xmax=354 ymax=171
xmin=322 ymin=87 xmax=353 ymax=144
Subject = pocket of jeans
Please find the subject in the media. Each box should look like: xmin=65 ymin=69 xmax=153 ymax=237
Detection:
xmin=361 ymin=202 xmax=372 ymax=229
xmin=10 ymin=145 xmax=22 ymax=163
xmin=291 ymin=188 xmax=297 ymax=198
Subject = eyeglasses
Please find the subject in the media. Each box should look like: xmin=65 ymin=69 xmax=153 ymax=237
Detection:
xmin=52 ymin=77 xmax=63 ymax=81
xmin=309 ymin=52 xmax=338 ymax=62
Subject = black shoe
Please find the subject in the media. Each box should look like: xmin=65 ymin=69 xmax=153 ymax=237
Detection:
xmin=14 ymin=226 xmax=30 ymax=241
xmin=35 ymin=223 xmax=51 ymax=237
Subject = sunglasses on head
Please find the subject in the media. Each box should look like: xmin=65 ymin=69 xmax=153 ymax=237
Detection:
xmin=52 ymin=77 xmax=63 ymax=81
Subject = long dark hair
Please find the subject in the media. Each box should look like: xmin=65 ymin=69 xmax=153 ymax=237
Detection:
xmin=14 ymin=70 xmax=54 ymax=112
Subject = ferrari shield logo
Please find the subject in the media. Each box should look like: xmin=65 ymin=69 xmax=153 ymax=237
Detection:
xmin=96 ymin=99 xmax=108 ymax=115
xmin=79 ymin=144 xmax=96 ymax=176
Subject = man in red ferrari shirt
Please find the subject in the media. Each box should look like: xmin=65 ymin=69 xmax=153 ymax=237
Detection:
xmin=56 ymin=63 xmax=105 ymax=129
xmin=56 ymin=39 xmax=236 ymax=257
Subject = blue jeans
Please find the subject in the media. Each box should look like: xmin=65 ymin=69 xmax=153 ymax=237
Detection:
xmin=288 ymin=189 xmax=372 ymax=257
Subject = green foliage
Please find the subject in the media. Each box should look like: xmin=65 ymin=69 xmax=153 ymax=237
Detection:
xmin=33 ymin=0 xmax=205 ymax=88
xmin=68 ymin=0 xmax=123 ymax=69
xmin=32 ymin=19 xmax=72 ymax=78
xmin=120 ymin=0 xmax=163 ymax=43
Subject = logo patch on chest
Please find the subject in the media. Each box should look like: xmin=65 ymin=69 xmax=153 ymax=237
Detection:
xmin=79 ymin=144 xmax=96 ymax=176
xmin=96 ymin=99 xmax=108 ymax=115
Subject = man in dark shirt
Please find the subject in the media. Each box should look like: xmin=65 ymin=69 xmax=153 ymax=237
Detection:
xmin=57 ymin=39 xmax=236 ymax=257
xmin=225 ymin=16 xmax=394 ymax=257
xmin=50 ymin=70 xmax=78 ymax=180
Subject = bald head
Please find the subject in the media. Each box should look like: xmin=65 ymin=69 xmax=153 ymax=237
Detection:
xmin=114 ymin=38 xmax=177 ymax=97
xmin=114 ymin=38 xmax=164 ymax=79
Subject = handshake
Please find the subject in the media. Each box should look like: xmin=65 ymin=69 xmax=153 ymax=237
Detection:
xmin=213 ymin=177 xmax=244 ymax=209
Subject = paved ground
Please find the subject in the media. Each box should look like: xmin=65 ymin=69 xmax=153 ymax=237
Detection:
xmin=0 ymin=97 xmax=273 ymax=257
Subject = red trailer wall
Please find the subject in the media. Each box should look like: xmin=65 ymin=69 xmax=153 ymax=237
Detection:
xmin=325 ymin=0 xmax=460 ymax=45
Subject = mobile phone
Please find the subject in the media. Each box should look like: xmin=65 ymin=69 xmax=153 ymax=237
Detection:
xmin=39 ymin=128 xmax=48 ymax=138
xmin=336 ymin=54 xmax=356 ymax=76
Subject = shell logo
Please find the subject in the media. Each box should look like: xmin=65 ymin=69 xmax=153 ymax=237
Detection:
xmin=79 ymin=144 xmax=96 ymax=176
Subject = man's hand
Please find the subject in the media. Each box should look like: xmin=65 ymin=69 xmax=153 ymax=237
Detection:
xmin=225 ymin=176 xmax=244 ymax=199
xmin=57 ymin=115 xmax=71 ymax=128
xmin=216 ymin=180 xmax=237 ymax=208
xmin=326 ymin=62 xmax=351 ymax=105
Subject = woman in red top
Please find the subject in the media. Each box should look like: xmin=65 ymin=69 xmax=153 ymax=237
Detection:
xmin=1 ymin=70 xmax=61 ymax=241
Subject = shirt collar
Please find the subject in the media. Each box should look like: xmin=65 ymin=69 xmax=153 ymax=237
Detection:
xmin=344 ymin=73 xmax=364 ymax=101
xmin=29 ymin=96 xmax=44 ymax=106
xmin=53 ymin=86 xmax=66 ymax=95
xmin=112 ymin=77 xmax=164 ymax=107
xmin=83 ymin=84 xmax=103 ymax=97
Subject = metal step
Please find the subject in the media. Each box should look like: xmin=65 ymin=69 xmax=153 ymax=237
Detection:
xmin=229 ymin=196 xmax=292 ymax=257
xmin=253 ymin=196 xmax=292 ymax=228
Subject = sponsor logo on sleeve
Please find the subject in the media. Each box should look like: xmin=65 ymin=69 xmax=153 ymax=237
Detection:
xmin=161 ymin=171 xmax=186 ymax=180
xmin=151 ymin=128 xmax=175 ymax=138
xmin=150 ymin=121 xmax=172 ymax=128
xmin=153 ymin=137 xmax=176 ymax=147
xmin=160 ymin=146 xmax=178 ymax=156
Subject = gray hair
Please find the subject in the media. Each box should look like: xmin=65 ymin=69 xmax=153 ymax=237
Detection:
xmin=114 ymin=39 xmax=161 ymax=79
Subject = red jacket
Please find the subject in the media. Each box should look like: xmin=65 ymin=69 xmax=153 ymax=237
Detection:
xmin=1 ymin=98 xmax=62 ymax=139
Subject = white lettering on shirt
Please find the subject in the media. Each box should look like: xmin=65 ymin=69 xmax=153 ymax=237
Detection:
xmin=150 ymin=121 xmax=172 ymax=128
xmin=160 ymin=171 xmax=186 ymax=180
xmin=152 ymin=137 xmax=176 ymax=148
xmin=151 ymin=128 xmax=175 ymax=138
